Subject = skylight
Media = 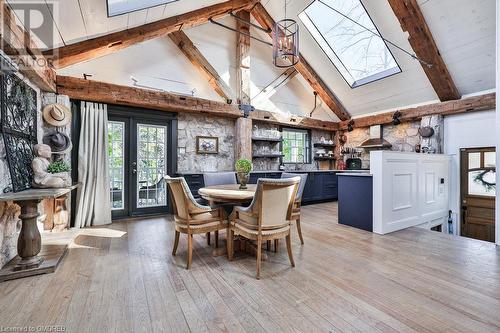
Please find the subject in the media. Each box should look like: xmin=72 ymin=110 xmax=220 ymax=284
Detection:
xmin=298 ymin=0 xmax=401 ymax=88
xmin=107 ymin=0 xmax=178 ymax=17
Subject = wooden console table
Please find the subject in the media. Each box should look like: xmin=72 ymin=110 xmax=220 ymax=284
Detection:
xmin=0 ymin=185 xmax=79 ymax=281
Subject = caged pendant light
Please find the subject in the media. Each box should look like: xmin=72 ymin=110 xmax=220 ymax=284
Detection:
xmin=273 ymin=0 xmax=299 ymax=68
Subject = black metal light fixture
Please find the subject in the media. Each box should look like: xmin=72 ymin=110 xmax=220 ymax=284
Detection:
xmin=273 ymin=0 xmax=299 ymax=68
xmin=347 ymin=120 xmax=355 ymax=132
xmin=392 ymin=111 xmax=402 ymax=125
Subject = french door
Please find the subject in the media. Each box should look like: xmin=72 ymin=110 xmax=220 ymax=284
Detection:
xmin=107 ymin=106 xmax=177 ymax=219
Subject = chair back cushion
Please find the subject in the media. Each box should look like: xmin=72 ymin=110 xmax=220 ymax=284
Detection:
xmin=166 ymin=178 xmax=189 ymax=220
xmin=256 ymin=178 xmax=299 ymax=229
xmin=166 ymin=177 xmax=210 ymax=221
xmin=281 ymin=172 xmax=308 ymax=199
xmin=203 ymin=172 xmax=237 ymax=187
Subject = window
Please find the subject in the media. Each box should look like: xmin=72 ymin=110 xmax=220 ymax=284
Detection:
xmin=108 ymin=121 xmax=125 ymax=210
xmin=282 ymin=128 xmax=311 ymax=164
xmin=298 ymin=0 xmax=401 ymax=88
xmin=106 ymin=0 xmax=178 ymax=17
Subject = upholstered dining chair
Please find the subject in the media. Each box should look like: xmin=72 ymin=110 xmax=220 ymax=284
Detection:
xmin=202 ymin=172 xmax=237 ymax=245
xmin=203 ymin=172 xmax=237 ymax=187
xmin=228 ymin=177 xmax=300 ymax=279
xmin=281 ymin=172 xmax=308 ymax=245
xmin=166 ymin=176 xmax=227 ymax=269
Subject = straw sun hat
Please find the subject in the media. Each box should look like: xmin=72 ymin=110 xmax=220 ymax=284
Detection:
xmin=42 ymin=103 xmax=71 ymax=127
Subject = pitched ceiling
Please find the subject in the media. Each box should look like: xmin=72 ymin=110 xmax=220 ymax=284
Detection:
xmin=8 ymin=0 xmax=495 ymax=120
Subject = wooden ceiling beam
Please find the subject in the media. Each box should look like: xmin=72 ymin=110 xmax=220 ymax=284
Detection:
xmin=56 ymin=75 xmax=338 ymax=131
xmin=44 ymin=0 xmax=260 ymax=69
xmin=251 ymin=3 xmax=350 ymax=121
xmin=236 ymin=10 xmax=251 ymax=104
xmin=168 ymin=30 xmax=233 ymax=103
xmin=1 ymin=0 xmax=56 ymax=92
xmin=337 ymin=93 xmax=495 ymax=130
xmin=387 ymin=0 xmax=460 ymax=101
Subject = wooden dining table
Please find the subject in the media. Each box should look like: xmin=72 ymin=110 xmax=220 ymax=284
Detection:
xmin=198 ymin=184 xmax=257 ymax=204
xmin=197 ymin=184 xmax=272 ymax=258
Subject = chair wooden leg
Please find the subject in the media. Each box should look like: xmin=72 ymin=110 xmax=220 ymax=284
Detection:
xmin=172 ymin=230 xmax=180 ymax=255
xmin=206 ymin=232 xmax=210 ymax=245
xmin=256 ymin=238 xmax=262 ymax=279
xmin=227 ymin=228 xmax=234 ymax=261
xmin=215 ymin=230 xmax=219 ymax=248
xmin=285 ymin=234 xmax=295 ymax=267
xmin=267 ymin=240 xmax=271 ymax=251
xmin=296 ymin=217 xmax=304 ymax=245
xmin=274 ymin=239 xmax=279 ymax=252
xmin=187 ymin=234 xmax=193 ymax=269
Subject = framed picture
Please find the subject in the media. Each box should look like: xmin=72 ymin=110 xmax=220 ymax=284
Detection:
xmin=196 ymin=136 xmax=219 ymax=154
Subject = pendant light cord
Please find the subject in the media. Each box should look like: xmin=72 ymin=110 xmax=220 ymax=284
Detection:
xmin=318 ymin=0 xmax=433 ymax=68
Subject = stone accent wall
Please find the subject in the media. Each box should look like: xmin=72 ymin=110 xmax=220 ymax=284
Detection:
xmin=343 ymin=121 xmax=421 ymax=169
xmin=177 ymin=113 xmax=236 ymax=172
xmin=177 ymin=117 xmax=337 ymax=173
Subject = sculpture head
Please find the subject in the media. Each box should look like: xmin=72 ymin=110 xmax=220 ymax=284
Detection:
xmin=33 ymin=144 xmax=52 ymax=159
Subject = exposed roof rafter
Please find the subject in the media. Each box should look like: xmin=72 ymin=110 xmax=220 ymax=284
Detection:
xmin=387 ymin=0 xmax=460 ymax=101
xmin=168 ymin=30 xmax=234 ymax=103
xmin=44 ymin=0 xmax=260 ymax=69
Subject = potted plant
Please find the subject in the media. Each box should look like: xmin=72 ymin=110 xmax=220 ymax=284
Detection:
xmin=47 ymin=160 xmax=71 ymax=173
xmin=235 ymin=158 xmax=252 ymax=189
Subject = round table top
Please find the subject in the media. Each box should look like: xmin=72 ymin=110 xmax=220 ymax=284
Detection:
xmin=198 ymin=184 xmax=257 ymax=203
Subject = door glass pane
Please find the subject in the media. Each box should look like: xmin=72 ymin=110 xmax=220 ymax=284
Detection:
xmin=137 ymin=124 xmax=167 ymax=208
xmin=484 ymin=152 xmax=496 ymax=168
xmin=108 ymin=121 xmax=125 ymax=210
xmin=468 ymin=170 xmax=496 ymax=197
xmin=468 ymin=152 xmax=481 ymax=169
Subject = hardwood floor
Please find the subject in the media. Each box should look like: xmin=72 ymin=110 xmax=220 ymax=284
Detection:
xmin=0 ymin=202 xmax=499 ymax=332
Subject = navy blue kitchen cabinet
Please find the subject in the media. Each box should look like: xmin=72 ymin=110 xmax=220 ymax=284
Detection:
xmin=178 ymin=171 xmax=341 ymax=204
xmin=321 ymin=171 xmax=338 ymax=200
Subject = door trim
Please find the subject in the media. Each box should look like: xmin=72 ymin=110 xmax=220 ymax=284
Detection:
xmin=460 ymin=147 xmax=496 ymax=242
xmin=108 ymin=105 xmax=178 ymax=218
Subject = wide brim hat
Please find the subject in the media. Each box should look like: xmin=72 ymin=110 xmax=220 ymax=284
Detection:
xmin=43 ymin=103 xmax=71 ymax=127
xmin=42 ymin=132 xmax=72 ymax=154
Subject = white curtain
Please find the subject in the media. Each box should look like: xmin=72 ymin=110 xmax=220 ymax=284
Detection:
xmin=75 ymin=101 xmax=111 ymax=228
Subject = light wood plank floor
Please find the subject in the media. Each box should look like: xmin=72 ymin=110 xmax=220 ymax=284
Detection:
xmin=0 ymin=202 xmax=499 ymax=333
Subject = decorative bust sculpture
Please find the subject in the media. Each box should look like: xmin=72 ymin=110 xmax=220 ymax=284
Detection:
xmin=32 ymin=144 xmax=71 ymax=188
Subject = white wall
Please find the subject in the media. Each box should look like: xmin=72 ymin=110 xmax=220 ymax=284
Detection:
xmin=496 ymin=0 xmax=500 ymax=246
xmin=443 ymin=110 xmax=496 ymax=235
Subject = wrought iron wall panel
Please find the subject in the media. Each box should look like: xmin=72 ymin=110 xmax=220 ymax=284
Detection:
xmin=0 ymin=73 xmax=38 ymax=192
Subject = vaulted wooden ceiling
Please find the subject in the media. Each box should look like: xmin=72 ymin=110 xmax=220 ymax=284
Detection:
xmin=6 ymin=0 xmax=496 ymax=122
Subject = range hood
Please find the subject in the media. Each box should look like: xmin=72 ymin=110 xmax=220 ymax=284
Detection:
xmin=358 ymin=125 xmax=392 ymax=149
